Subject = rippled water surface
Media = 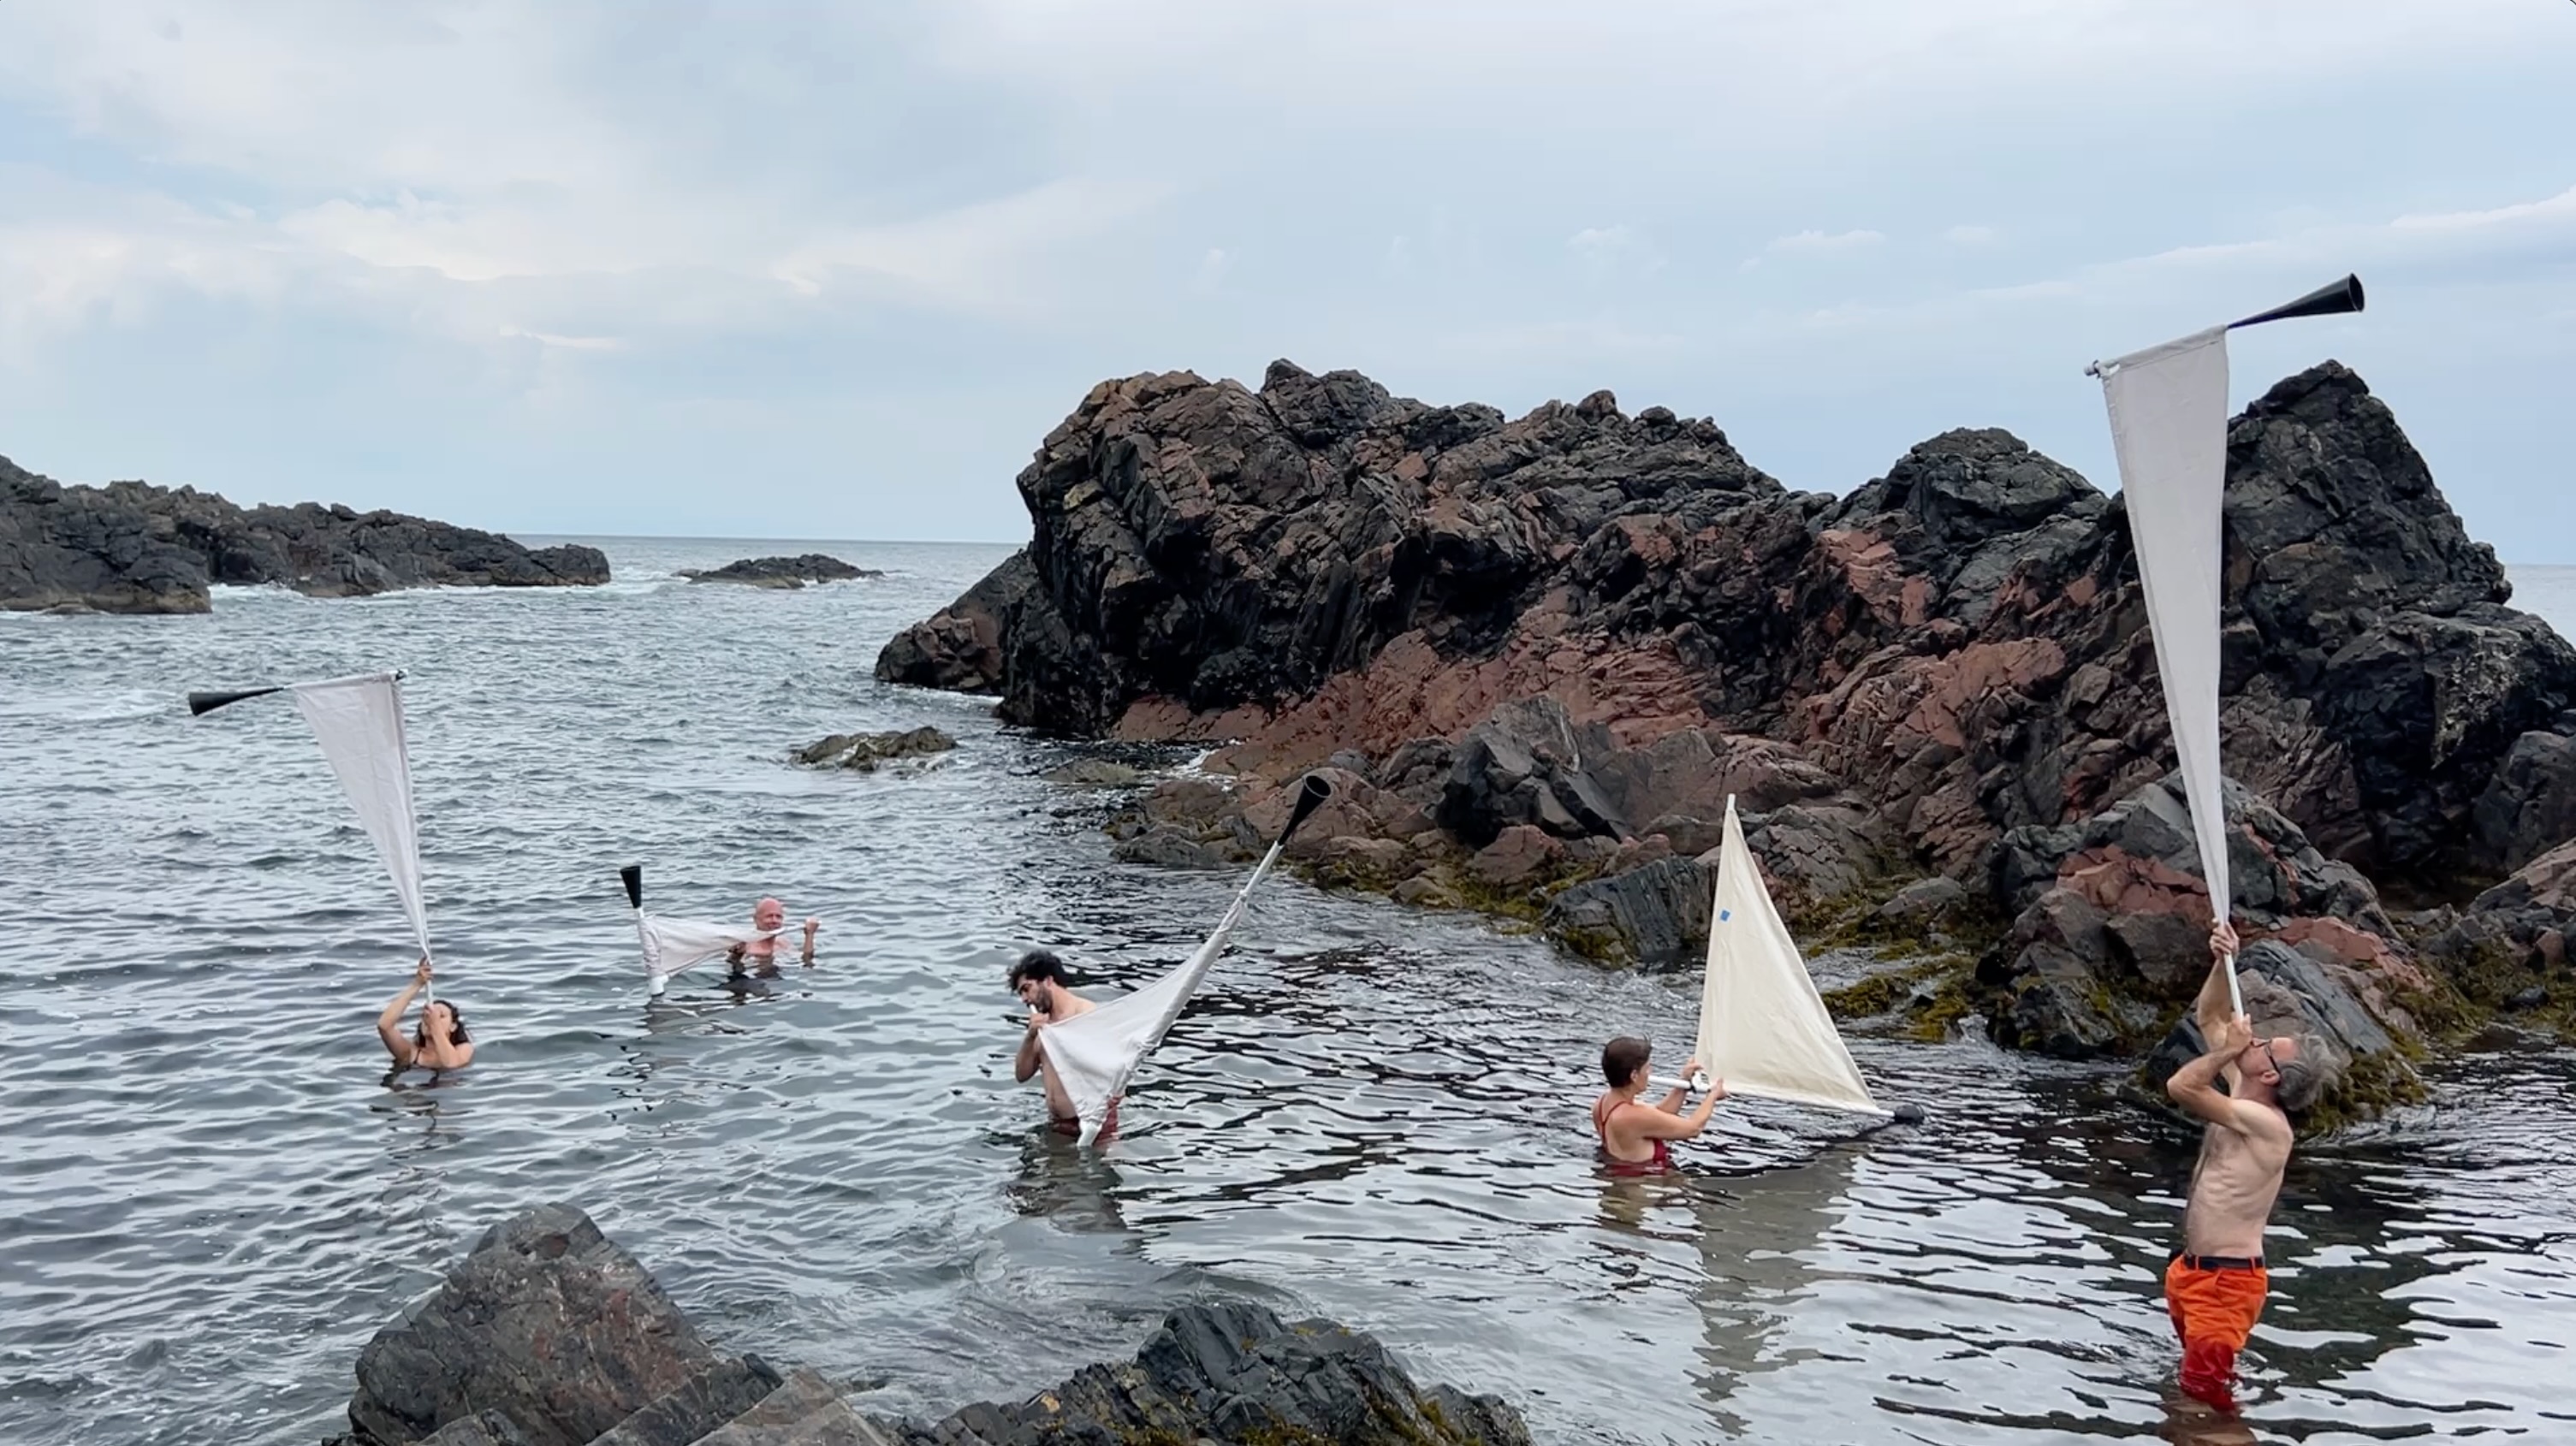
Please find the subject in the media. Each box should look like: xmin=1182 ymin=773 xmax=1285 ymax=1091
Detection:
xmin=4 ymin=542 xmax=2573 ymax=1446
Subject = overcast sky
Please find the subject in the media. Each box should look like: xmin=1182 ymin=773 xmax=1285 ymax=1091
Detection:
xmin=3 ymin=2 xmax=2571 ymax=559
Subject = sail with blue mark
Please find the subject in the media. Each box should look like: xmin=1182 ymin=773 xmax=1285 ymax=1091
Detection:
xmin=1687 ymin=796 xmax=1886 ymax=1117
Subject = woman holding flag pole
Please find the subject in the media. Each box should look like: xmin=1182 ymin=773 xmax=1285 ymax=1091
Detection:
xmin=378 ymin=956 xmax=474 ymax=1074
xmin=187 ymin=670 xmax=478 ymax=1076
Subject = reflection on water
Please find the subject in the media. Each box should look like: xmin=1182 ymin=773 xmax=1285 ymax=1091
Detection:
xmin=0 ymin=540 xmax=2571 ymax=1446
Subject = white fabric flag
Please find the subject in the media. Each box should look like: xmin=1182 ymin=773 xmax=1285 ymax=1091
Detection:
xmin=634 ymin=912 xmax=786 ymax=996
xmin=1691 ymin=797 xmax=1886 ymax=1117
xmin=289 ymin=673 xmax=432 ymax=958
xmin=1036 ymin=847 xmax=1286 ymax=1144
xmin=2097 ymin=327 xmax=2235 ymax=933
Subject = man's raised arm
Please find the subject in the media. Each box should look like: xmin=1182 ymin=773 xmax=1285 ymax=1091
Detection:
xmin=2193 ymin=919 xmax=2242 ymax=1037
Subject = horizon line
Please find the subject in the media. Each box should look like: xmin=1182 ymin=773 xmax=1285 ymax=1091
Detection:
xmin=513 ymin=530 xmax=1026 ymax=548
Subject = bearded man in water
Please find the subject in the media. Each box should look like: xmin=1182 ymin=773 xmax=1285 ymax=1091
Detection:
xmin=726 ymin=897 xmax=818 ymax=977
xmin=2161 ymin=918 xmax=2323 ymax=1418
xmin=1008 ymin=949 xmax=1100 ymax=1135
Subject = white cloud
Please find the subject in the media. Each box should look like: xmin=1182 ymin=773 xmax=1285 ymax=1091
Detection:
xmin=1568 ymin=224 xmax=1662 ymax=283
xmin=497 ymin=326 xmax=620 ymax=352
xmin=1769 ymin=228 xmax=1886 ymax=254
xmin=2391 ymin=184 xmax=2576 ymax=233
xmin=1191 ymin=246 xmax=1230 ymax=294
xmin=1944 ymin=224 xmax=1999 ymax=246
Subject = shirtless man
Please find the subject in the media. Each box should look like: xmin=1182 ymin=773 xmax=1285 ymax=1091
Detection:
xmin=2161 ymin=919 xmax=2322 ymax=1418
xmin=377 ymin=957 xmax=473 ymax=1074
xmin=1008 ymin=950 xmax=1098 ymax=1134
xmin=727 ymin=897 xmax=818 ymax=976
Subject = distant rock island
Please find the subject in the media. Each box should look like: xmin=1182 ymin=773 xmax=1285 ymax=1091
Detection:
xmin=881 ymin=357 xmax=2576 ymax=1128
xmin=1 ymin=453 xmax=609 ymax=613
xmin=678 ymin=553 xmax=878 ymax=588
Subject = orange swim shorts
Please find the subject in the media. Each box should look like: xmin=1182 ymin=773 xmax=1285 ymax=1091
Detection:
xmin=2163 ymin=1256 xmax=2270 ymax=1415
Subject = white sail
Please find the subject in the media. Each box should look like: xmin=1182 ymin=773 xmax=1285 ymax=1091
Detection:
xmin=1036 ymin=842 xmax=1289 ymax=1144
xmin=2096 ymin=325 xmax=2240 ymax=1007
xmin=288 ymin=673 xmax=433 ymax=960
xmin=1689 ymin=797 xmax=1886 ymax=1117
xmin=633 ymin=912 xmax=786 ymax=996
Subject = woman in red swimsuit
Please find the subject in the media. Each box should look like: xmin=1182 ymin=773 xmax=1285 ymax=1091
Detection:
xmin=1590 ymin=1035 xmax=1724 ymax=1173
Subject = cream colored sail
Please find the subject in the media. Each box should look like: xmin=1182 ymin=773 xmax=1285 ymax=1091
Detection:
xmin=1689 ymin=797 xmax=1886 ymax=1117
xmin=2095 ymin=325 xmax=2241 ymax=1011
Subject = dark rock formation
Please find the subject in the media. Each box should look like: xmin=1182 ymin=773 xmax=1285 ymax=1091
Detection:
xmin=1437 ymin=696 xmax=1623 ymax=848
xmin=792 ymin=727 xmax=956 ymax=772
xmin=2472 ymin=730 xmax=2576 ymax=874
xmin=1979 ymin=773 xmax=2425 ymax=1086
xmin=678 ymin=554 xmax=877 ymax=588
xmin=2425 ymin=839 xmax=2576 ymax=983
xmin=873 ymin=551 xmax=1033 ymax=696
xmin=346 ymin=1202 xmax=728 ymax=1446
xmin=887 ymin=359 xmax=2571 ymax=880
xmin=332 ymin=1203 xmax=1527 ymax=1446
xmin=905 ymin=1300 xmax=1528 ymax=1446
xmin=2 ymin=454 xmax=608 ymax=613
xmin=886 ymin=358 xmax=2576 ymax=1099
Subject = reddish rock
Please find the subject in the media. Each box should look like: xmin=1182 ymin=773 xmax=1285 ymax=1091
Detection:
xmin=1468 ymin=826 xmax=1566 ymax=890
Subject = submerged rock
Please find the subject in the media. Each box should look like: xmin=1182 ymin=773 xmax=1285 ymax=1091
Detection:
xmin=332 ymin=1203 xmax=1528 ymax=1446
xmin=1040 ymin=758 xmax=1144 ymax=788
xmin=1 ymin=454 xmax=608 ymax=613
xmin=678 ymin=554 xmax=877 ymax=588
xmin=792 ymin=726 xmax=956 ymax=772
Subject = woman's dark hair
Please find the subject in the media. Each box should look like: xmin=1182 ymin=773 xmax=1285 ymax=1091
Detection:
xmin=1602 ymin=1036 xmax=1651 ymax=1088
xmin=415 ymin=1001 xmax=469 ymax=1047
xmin=1009 ymin=949 xmax=1070 ymax=989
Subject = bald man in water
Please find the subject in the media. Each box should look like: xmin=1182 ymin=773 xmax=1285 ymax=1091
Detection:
xmin=2161 ymin=919 xmax=2323 ymax=1419
xmin=727 ymin=897 xmax=818 ymax=976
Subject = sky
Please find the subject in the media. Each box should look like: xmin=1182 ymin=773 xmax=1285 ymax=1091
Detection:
xmin=2 ymin=2 xmax=2573 ymax=558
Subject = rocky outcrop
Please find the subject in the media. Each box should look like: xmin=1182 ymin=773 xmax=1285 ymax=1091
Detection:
xmin=887 ymin=360 xmax=2572 ymax=883
xmin=2 ymin=454 xmax=608 ymax=613
xmin=2472 ymin=730 xmax=2576 ymax=874
xmin=872 ymin=550 xmax=1034 ymax=696
xmin=792 ymin=727 xmax=956 ymax=772
xmin=346 ymin=1203 xmax=733 ymax=1446
xmin=331 ymin=1203 xmax=1528 ymax=1446
xmin=884 ymin=358 xmax=2576 ymax=1093
xmin=679 ymin=554 xmax=877 ymax=588
xmin=2421 ymin=840 xmax=2576 ymax=1023
xmin=1978 ymin=773 xmax=2428 ymax=1121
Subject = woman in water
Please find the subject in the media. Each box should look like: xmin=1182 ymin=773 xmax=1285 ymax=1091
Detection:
xmin=377 ymin=957 xmax=473 ymax=1073
xmin=1591 ymin=1035 xmax=1723 ymax=1172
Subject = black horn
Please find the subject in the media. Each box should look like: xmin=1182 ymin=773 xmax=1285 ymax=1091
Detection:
xmin=1279 ymin=773 xmax=1334 ymax=842
xmin=186 ymin=685 xmax=287 ymax=717
xmin=619 ymin=864 xmax=644 ymax=910
xmin=2229 ymin=272 xmax=2365 ymax=331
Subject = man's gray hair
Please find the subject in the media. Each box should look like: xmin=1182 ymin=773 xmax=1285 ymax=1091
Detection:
xmin=2270 ymin=1038 xmax=2327 ymax=1114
